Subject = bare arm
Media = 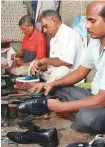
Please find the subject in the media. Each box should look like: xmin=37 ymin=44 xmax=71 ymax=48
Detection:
xmin=44 ymin=65 xmax=91 ymax=96
xmin=29 ymin=57 xmax=72 ymax=75
xmin=51 ymin=65 xmax=91 ymax=87
xmin=41 ymin=57 xmax=72 ymax=67
xmin=56 ymin=90 xmax=105 ymax=112
xmin=48 ymin=90 xmax=105 ymax=113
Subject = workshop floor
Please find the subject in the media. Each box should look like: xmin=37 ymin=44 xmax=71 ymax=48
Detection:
xmin=1 ymin=112 xmax=94 ymax=147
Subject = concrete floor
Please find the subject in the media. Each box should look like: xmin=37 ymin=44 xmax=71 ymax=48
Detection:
xmin=1 ymin=112 xmax=94 ymax=147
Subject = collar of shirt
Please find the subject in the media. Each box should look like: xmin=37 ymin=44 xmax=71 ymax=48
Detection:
xmin=94 ymin=39 xmax=105 ymax=53
xmin=99 ymin=40 xmax=105 ymax=56
xmin=25 ymin=29 xmax=38 ymax=41
xmin=51 ymin=23 xmax=64 ymax=43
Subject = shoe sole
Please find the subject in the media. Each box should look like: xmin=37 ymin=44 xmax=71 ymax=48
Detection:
xmin=39 ymin=141 xmax=59 ymax=147
xmin=10 ymin=141 xmax=58 ymax=147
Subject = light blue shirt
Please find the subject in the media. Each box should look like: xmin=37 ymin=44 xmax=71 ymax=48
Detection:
xmin=81 ymin=39 xmax=105 ymax=95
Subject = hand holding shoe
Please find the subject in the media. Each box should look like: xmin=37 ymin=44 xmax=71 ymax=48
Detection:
xmin=48 ymin=98 xmax=63 ymax=112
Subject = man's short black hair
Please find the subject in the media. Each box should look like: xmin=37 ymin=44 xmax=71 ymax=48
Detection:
xmin=100 ymin=6 xmax=105 ymax=20
xmin=39 ymin=9 xmax=62 ymax=22
xmin=19 ymin=15 xmax=35 ymax=26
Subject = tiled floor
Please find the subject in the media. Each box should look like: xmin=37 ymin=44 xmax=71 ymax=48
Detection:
xmin=1 ymin=112 xmax=93 ymax=147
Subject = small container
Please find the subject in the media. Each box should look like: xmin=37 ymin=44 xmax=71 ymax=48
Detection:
xmin=8 ymin=104 xmax=18 ymax=119
xmin=1 ymin=41 xmax=11 ymax=48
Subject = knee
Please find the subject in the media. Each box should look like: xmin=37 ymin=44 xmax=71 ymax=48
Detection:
xmin=76 ymin=108 xmax=94 ymax=128
xmin=71 ymin=108 xmax=96 ymax=133
xmin=72 ymin=107 xmax=105 ymax=133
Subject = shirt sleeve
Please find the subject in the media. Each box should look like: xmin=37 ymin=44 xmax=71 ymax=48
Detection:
xmin=80 ymin=39 xmax=95 ymax=69
xmin=36 ymin=34 xmax=46 ymax=59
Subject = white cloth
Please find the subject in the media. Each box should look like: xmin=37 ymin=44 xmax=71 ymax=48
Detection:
xmin=35 ymin=0 xmax=59 ymax=22
xmin=81 ymin=39 xmax=105 ymax=95
xmin=11 ymin=66 xmax=29 ymax=75
xmin=42 ymin=66 xmax=70 ymax=83
xmin=35 ymin=0 xmax=59 ymax=30
xmin=42 ymin=23 xmax=84 ymax=83
xmin=7 ymin=47 xmax=16 ymax=67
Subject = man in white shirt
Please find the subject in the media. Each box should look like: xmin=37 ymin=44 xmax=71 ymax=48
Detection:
xmin=29 ymin=1 xmax=105 ymax=133
xmin=30 ymin=10 xmax=84 ymax=83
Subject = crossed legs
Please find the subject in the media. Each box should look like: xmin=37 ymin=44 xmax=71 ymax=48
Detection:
xmin=48 ymin=86 xmax=105 ymax=133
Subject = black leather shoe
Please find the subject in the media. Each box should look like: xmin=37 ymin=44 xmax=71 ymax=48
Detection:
xmin=18 ymin=97 xmax=50 ymax=116
xmin=18 ymin=115 xmax=40 ymax=129
xmin=19 ymin=120 xmax=40 ymax=130
xmin=7 ymin=128 xmax=59 ymax=147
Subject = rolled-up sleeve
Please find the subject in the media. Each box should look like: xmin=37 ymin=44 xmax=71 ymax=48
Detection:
xmin=80 ymin=40 xmax=95 ymax=69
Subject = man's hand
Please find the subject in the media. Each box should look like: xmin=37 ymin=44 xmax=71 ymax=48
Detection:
xmin=29 ymin=60 xmax=43 ymax=75
xmin=15 ymin=57 xmax=23 ymax=66
xmin=48 ymin=99 xmax=63 ymax=112
xmin=28 ymin=81 xmax=55 ymax=95
xmin=29 ymin=58 xmax=48 ymax=75
xmin=44 ymin=82 xmax=55 ymax=96
xmin=28 ymin=82 xmax=45 ymax=94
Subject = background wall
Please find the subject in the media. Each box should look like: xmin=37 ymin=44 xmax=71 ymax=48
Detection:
xmin=1 ymin=1 xmax=27 ymax=41
xmin=1 ymin=0 xmax=91 ymax=41
xmin=59 ymin=1 xmax=90 ymax=27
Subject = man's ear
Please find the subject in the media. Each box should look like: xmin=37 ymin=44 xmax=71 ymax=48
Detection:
xmin=52 ymin=17 xmax=59 ymax=24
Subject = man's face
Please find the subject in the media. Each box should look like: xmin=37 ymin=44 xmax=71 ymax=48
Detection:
xmin=86 ymin=7 xmax=105 ymax=39
xmin=40 ymin=17 xmax=58 ymax=37
xmin=19 ymin=25 xmax=34 ymax=37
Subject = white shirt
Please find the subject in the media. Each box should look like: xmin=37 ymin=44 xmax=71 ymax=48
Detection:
xmin=49 ymin=23 xmax=84 ymax=72
xmin=81 ymin=39 xmax=105 ymax=95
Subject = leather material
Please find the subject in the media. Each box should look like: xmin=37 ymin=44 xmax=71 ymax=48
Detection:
xmin=18 ymin=97 xmax=50 ymax=116
xmin=19 ymin=121 xmax=40 ymax=130
xmin=7 ymin=128 xmax=59 ymax=146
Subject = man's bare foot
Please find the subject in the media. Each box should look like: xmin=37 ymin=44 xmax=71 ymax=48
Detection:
xmin=56 ymin=112 xmax=76 ymax=121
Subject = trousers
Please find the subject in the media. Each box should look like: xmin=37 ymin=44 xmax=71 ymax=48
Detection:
xmin=52 ymin=85 xmax=105 ymax=133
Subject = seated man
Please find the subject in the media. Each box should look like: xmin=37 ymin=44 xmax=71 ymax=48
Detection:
xmin=10 ymin=15 xmax=46 ymax=70
xmin=29 ymin=10 xmax=84 ymax=83
xmin=29 ymin=1 xmax=105 ymax=133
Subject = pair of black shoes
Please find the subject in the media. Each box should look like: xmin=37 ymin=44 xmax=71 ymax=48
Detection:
xmin=7 ymin=127 xmax=59 ymax=147
xmin=7 ymin=94 xmax=59 ymax=146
